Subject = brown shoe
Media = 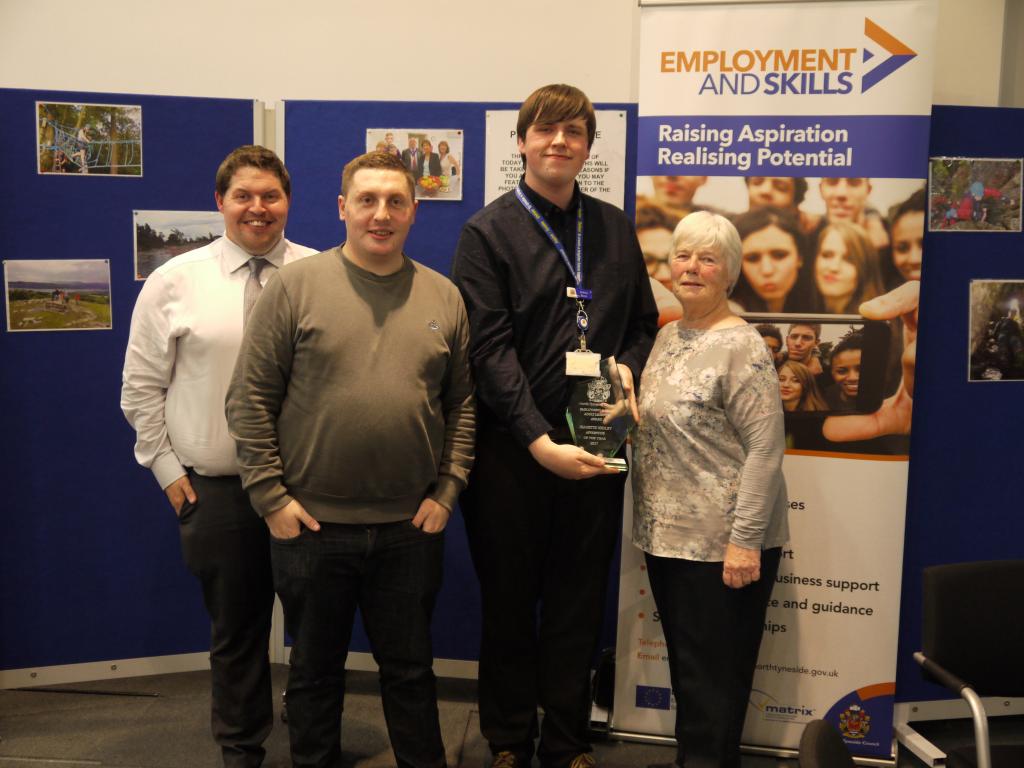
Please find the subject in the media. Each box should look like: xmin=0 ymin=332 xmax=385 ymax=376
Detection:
xmin=568 ymin=754 xmax=596 ymax=768
xmin=492 ymin=751 xmax=522 ymax=768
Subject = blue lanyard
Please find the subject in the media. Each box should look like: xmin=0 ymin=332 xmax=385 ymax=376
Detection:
xmin=514 ymin=183 xmax=586 ymax=294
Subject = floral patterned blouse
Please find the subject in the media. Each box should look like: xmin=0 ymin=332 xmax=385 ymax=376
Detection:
xmin=632 ymin=322 xmax=789 ymax=561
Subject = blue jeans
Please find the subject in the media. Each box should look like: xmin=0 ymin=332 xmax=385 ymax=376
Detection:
xmin=272 ymin=519 xmax=446 ymax=768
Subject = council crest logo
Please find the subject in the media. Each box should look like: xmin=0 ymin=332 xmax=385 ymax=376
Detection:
xmin=587 ymin=377 xmax=611 ymax=403
xmin=839 ymin=704 xmax=871 ymax=738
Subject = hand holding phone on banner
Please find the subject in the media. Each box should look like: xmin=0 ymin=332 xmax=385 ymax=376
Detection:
xmin=744 ymin=312 xmax=892 ymax=416
xmin=824 ymin=281 xmax=919 ymax=442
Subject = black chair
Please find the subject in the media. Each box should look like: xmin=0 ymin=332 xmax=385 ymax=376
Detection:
xmin=914 ymin=559 xmax=1024 ymax=768
xmin=798 ymin=719 xmax=856 ymax=768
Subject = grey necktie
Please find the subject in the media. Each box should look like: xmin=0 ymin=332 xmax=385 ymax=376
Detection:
xmin=243 ymin=257 xmax=269 ymax=328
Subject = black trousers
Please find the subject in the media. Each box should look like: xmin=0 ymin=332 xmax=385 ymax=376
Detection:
xmin=461 ymin=426 xmax=625 ymax=768
xmin=178 ymin=470 xmax=275 ymax=768
xmin=644 ymin=547 xmax=782 ymax=768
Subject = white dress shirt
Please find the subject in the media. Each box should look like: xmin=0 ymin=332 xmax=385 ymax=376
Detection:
xmin=121 ymin=235 xmax=317 ymax=488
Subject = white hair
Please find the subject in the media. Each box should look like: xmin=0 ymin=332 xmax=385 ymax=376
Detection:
xmin=671 ymin=210 xmax=743 ymax=294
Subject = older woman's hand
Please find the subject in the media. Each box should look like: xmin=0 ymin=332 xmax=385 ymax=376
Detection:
xmin=722 ymin=542 xmax=761 ymax=589
xmin=617 ymin=363 xmax=640 ymax=424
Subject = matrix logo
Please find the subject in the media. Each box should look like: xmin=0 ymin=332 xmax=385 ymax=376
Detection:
xmin=748 ymin=689 xmax=815 ymax=721
xmin=862 ymin=18 xmax=917 ymax=92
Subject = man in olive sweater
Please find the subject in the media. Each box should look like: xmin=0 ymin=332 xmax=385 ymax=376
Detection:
xmin=226 ymin=151 xmax=474 ymax=768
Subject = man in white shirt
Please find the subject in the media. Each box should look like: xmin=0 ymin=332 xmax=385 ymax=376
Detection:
xmin=121 ymin=145 xmax=317 ymax=767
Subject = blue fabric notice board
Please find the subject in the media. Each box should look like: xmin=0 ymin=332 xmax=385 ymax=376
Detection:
xmin=0 ymin=88 xmax=254 ymax=670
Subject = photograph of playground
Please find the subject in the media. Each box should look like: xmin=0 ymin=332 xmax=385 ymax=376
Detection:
xmin=37 ymin=101 xmax=142 ymax=176
xmin=135 ymin=210 xmax=223 ymax=280
xmin=928 ymin=156 xmax=1022 ymax=232
xmin=4 ymin=259 xmax=112 ymax=332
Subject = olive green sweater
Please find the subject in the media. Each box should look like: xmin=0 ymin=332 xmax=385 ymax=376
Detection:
xmin=226 ymin=247 xmax=475 ymax=524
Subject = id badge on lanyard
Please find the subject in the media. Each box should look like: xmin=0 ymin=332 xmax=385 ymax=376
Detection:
xmin=514 ymin=184 xmax=599 ymax=377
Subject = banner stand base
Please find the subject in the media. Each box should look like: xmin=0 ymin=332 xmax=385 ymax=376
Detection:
xmin=606 ymin=730 xmax=893 ymax=766
xmin=605 ymin=729 xmax=676 ymax=746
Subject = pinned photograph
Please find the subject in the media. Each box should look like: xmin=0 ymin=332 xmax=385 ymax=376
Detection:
xmin=366 ymin=128 xmax=464 ymax=201
xmin=969 ymin=279 xmax=1024 ymax=381
xmin=135 ymin=210 xmax=223 ymax=280
xmin=928 ymin=157 xmax=1022 ymax=232
xmin=4 ymin=259 xmax=112 ymax=332
xmin=37 ymin=101 xmax=143 ymax=176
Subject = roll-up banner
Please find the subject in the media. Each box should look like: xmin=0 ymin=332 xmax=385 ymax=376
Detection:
xmin=613 ymin=1 xmax=936 ymax=759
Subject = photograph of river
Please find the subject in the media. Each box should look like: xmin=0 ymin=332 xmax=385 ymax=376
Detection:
xmin=134 ymin=210 xmax=222 ymax=280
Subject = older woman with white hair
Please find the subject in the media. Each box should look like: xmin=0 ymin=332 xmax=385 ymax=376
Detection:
xmin=632 ymin=211 xmax=789 ymax=768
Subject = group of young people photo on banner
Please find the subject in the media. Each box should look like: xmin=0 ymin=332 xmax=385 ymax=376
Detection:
xmin=637 ymin=173 xmax=923 ymax=456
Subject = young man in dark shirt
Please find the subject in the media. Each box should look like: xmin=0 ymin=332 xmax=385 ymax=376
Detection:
xmin=451 ymin=84 xmax=658 ymax=768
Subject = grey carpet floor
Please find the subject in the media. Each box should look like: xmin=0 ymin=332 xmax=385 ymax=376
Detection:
xmin=0 ymin=666 xmax=795 ymax=767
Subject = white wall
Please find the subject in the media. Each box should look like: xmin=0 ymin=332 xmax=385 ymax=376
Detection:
xmin=999 ymin=0 xmax=1024 ymax=107
xmin=0 ymin=0 xmax=1015 ymax=107
xmin=932 ymin=0 xmax=1007 ymax=105
xmin=0 ymin=0 xmax=638 ymax=104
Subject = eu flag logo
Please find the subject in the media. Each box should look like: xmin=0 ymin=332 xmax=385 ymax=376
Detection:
xmin=636 ymin=685 xmax=672 ymax=710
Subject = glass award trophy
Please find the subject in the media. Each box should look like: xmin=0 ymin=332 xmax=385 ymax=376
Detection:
xmin=565 ymin=356 xmax=635 ymax=472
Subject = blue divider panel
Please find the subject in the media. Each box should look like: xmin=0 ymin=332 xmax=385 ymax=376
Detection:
xmin=0 ymin=88 xmax=253 ymax=669
xmin=895 ymin=105 xmax=1024 ymax=702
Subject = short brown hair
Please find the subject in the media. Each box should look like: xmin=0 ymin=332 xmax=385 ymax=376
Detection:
xmin=635 ymin=203 xmax=678 ymax=233
xmin=340 ymin=151 xmax=416 ymax=199
xmin=516 ymin=84 xmax=597 ymax=148
xmin=215 ymin=145 xmax=291 ymax=199
xmin=788 ymin=322 xmax=822 ymax=340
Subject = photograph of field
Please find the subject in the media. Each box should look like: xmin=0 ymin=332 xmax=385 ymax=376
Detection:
xmin=134 ymin=210 xmax=222 ymax=279
xmin=4 ymin=259 xmax=112 ymax=332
